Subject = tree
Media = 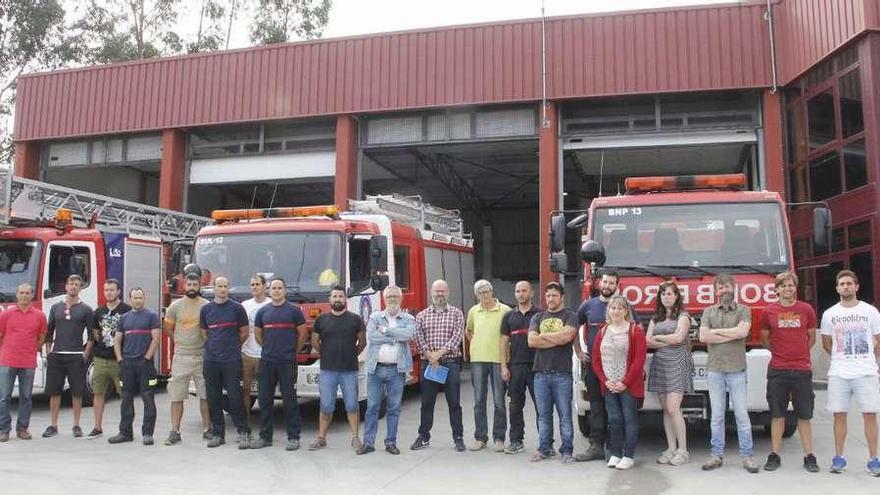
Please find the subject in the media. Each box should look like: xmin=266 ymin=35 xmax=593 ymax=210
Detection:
xmin=73 ymin=0 xmax=183 ymax=64
xmin=249 ymin=0 xmax=331 ymax=45
xmin=0 ymin=0 xmax=78 ymax=164
xmin=189 ymin=0 xmax=226 ymax=53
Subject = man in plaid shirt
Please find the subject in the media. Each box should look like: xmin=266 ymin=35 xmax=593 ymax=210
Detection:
xmin=410 ymin=279 xmax=466 ymax=452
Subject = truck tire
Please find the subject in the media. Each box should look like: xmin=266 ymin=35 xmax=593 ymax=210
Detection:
xmin=577 ymin=413 xmax=591 ymax=438
xmin=782 ymin=412 xmax=798 ymax=438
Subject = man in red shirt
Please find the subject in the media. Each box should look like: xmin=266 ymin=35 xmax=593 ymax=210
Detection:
xmin=760 ymin=271 xmax=819 ymax=472
xmin=0 ymin=283 xmax=48 ymax=441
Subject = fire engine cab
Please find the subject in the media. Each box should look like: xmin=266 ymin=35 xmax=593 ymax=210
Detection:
xmin=550 ymin=173 xmax=830 ymax=438
xmin=187 ymin=194 xmax=474 ymax=407
xmin=0 ymin=169 xmax=211 ymax=403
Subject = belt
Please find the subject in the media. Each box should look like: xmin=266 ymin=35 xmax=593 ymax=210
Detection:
xmin=376 ymin=362 xmax=398 ymax=367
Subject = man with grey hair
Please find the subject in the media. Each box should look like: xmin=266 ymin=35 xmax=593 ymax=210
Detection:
xmin=466 ymin=279 xmax=510 ymax=451
xmin=358 ymin=285 xmax=415 ymax=455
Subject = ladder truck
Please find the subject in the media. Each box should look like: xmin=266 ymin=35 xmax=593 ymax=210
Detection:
xmin=0 ymin=169 xmax=211 ymax=403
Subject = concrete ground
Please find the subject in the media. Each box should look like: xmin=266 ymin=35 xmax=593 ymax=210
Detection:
xmin=1 ymin=372 xmax=878 ymax=495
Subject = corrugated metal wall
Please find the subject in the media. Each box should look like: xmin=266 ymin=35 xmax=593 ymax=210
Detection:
xmin=14 ymin=3 xmax=775 ymax=141
xmin=775 ymin=0 xmax=875 ymax=84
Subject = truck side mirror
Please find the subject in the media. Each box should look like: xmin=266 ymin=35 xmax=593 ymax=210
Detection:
xmin=550 ymin=213 xmax=566 ymax=253
xmin=581 ymin=240 xmax=606 ymax=266
xmin=370 ymin=274 xmax=389 ymax=291
xmin=813 ymin=207 xmax=832 ymax=255
xmin=549 ymin=252 xmax=568 ymax=274
xmin=369 ymin=235 xmax=388 ymax=273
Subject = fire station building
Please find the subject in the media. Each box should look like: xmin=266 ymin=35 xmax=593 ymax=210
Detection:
xmin=11 ymin=0 xmax=880 ymax=309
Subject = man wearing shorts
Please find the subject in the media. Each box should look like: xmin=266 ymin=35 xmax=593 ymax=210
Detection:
xmin=820 ymin=269 xmax=880 ymax=476
xmin=163 ymin=274 xmax=211 ymax=445
xmin=308 ymin=285 xmax=366 ymax=451
xmin=43 ymin=274 xmax=94 ymax=438
xmin=86 ymin=279 xmax=130 ymax=439
xmin=760 ymin=271 xmax=819 ymax=472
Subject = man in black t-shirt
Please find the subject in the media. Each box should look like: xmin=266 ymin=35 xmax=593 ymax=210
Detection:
xmin=500 ymin=281 xmax=542 ymax=455
xmin=308 ymin=285 xmax=366 ymax=451
xmin=527 ymin=282 xmax=583 ymax=465
xmin=86 ymin=279 xmax=131 ymax=440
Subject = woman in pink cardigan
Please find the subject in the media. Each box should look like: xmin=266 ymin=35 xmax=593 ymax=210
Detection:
xmin=592 ymin=294 xmax=648 ymax=470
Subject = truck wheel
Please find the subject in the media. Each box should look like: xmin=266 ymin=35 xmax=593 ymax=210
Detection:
xmin=782 ymin=412 xmax=798 ymax=438
xmin=578 ymin=413 xmax=591 ymax=438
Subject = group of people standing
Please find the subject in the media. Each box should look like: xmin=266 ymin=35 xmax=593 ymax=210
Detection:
xmin=0 ymin=268 xmax=878 ymax=477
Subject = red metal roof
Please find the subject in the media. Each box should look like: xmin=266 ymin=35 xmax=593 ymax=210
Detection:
xmin=11 ymin=1 xmax=870 ymax=142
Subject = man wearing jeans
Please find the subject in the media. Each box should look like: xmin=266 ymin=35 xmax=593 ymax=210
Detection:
xmin=411 ymin=279 xmax=466 ymax=452
xmin=248 ymin=278 xmax=307 ymax=451
xmin=528 ymin=282 xmax=583 ymax=465
xmin=309 ymin=285 xmax=366 ymax=451
xmin=199 ymin=276 xmax=251 ymax=449
xmin=359 ymin=285 xmax=414 ymax=455
xmin=699 ymin=273 xmax=759 ymax=473
xmin=466 ymin=279 xmax=510 ymax=452
xmin=0 ymin=284 xmax=47 ymax=441
xmin=820 ymin=269 xmax=880 ymax=476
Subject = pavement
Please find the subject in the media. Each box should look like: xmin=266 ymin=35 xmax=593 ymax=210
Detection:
xmin=1 ymin=371 xmax=878 ymax=495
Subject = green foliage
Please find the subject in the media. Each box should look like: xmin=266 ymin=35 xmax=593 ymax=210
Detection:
xmin=249 ymin=0 xmax=331 ymax=45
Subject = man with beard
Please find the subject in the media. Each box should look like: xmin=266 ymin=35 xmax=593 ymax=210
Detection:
xmin=411 ymin=279 xmax=466 ymax=452
xmin=699 ymin=273 xmax=758 ymax=473
xmin=575 ymin=269 xmax=624 ymax=461
xmin=359 ymin=285 xmax=415 ymax=455
xmin=86 ymin=279 xmax=131 ymax=439
xmin=163 ymin=273 xmax=211 ymax=445
xmin=309 ymin=285 xmax=367 ymax=451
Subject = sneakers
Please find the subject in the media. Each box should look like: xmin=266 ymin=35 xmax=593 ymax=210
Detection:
xmin=202 ymin=428 xmax=213 ymax=440
xmin=308 ymin=436 xmax=327 ymax=451
xmin=803 ymin=453 xmax=819 ymax=473
xmin=607 ymin=456 xmax=621 ymax=468
xmin=107 ymin=433 xmax=133 ymax=444
xmin=575 ymin=444 xmax=606 ymax=462
xmin=742 ymin=456 xmax=760 ymax=473
xmin=764 ymin=452 xmax=781 ymax=471
xmin=454 ymin=439 xmax=466 ymax=452
xmin=86 ymin=428 xmax=103 ymax=440
xmin=286 ymin=439 xmax=300 ymax=451
xmin=143 ymin=435 xmax=154 ymax=446
xmin=669 ymin=450 xmax=690 ymax=466
xmin=561 ymin=453 xmax=575 ymax=465
xmin=0 ymin=431 xmax=8 ymax=442
xmin=469 ymin=440 xmax=486 ymax=451
xmin=249 ymin=438 xmax=271 ymax=449
xmin=385 ymin=443 xmax=400 ymax=455
xmin=236 ymin=432 xmax=250 ymax=450
xmin=702 ymin=455 xmax=723 ymax=471
xmin=72 ymin=426 xmax=83 ymax=438
xmin=206 ymin=436 xmax=225 ymax=448
xmin=356 ymin=445 xmax=375 ymax=455
xmin=866 ymin=457 xmax=880 ymax=477
xmin=42 ymin=426 xmax=58 ymax=438
xmin=494 ymin=440 xmax=505 ymax=452
xmin=16 ymin=429 xmax=31 ymax=440
xmin=657 ymin=449 xmax=674 ymax=465
xmin=616 ymin=457 xmax=635 ymax=470
xmin=410 ymin=436 xmax=430 ymax=451
xmin=830 ymin=455 xmax=847 ymax=474
xmin=529 ymin=451 xmax=549 ymax=462
xmin=504 ymin=442 xmax=525 ymax=454
xmin=164 ymin=431 xmax=182 ymax=446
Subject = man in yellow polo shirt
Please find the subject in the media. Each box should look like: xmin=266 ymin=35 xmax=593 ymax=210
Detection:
xmin=466 ymin=279 xmax=511 ymax=452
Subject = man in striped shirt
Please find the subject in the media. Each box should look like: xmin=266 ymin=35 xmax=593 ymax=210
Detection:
xmin=410 ymin=279 xmax=466 ymax=452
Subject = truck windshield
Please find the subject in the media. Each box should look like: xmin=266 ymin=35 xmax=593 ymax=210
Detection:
xmin=193 ymin=232 xmax=342 ymax=296
xmin=0 ymin=240 xmax=42 ymax=302
xmin=591 ymin=202 xmax=790 ymax=275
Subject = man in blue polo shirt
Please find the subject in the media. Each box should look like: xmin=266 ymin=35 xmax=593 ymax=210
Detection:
xmin=199 ymin=276 xmax=251 ymax=449
xmin=248 ymin=278 xmax=307 ymax=451
xmin=107 ymin=288 xmax=161 ymax=445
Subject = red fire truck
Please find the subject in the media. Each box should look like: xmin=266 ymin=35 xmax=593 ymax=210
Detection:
xmin=0 ymin=169 xmax=211 ymax=404
xmin=550 ymin=173 xmax=830 ymax=438
xmin=183 ymin=194 xmax=474 ymax=406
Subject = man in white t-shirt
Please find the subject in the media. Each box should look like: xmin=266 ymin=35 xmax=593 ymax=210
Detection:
xmin=820 ymin=269 xmax=880 ymax=476
xmin=241 ymin=275 xmax=270 ymax=426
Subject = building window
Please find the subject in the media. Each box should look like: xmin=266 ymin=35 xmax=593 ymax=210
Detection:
xmin=844 ymin=139 xmax=867 ymax=190
xmin=848 ymin=221 xmax=871 ymax=249
xmin=849 ymin=251 xmax=874 ymax=304
xmin=839 ymin=69 xmax=864 ymax=138
xmin=393 ymin=245 xmax=410 ymax=289
xmin=807 ymin=89 xmax=836 ymax=150
xmin=808 ymin=152 xmax=841 ymax=201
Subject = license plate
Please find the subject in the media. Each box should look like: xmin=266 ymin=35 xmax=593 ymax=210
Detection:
xmin=692 ymin=366 xmax=708 ymax=378
xmin=306 ymin=372 xmax=320 ymax=385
